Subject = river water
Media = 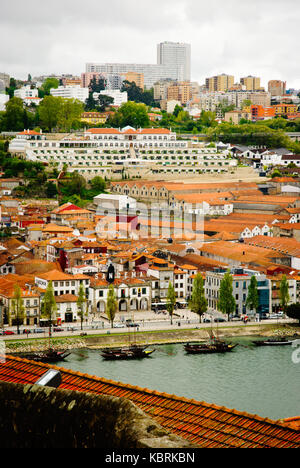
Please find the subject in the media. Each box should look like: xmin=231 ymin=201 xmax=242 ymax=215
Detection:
xmin=59 ymin=337 xmax=300 ymax=420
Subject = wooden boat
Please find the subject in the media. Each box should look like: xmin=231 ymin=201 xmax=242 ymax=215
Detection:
xmin=21 ymin=349 xmax=70 ymax=363
xmin=252 ymin=337 xmax=294 ymax=346
xmin=101 ymin=344 xmax=155 ymax=360
xmin=184 ymin=339 xmax=237 ymax=354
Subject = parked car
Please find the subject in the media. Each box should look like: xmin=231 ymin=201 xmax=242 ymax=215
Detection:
xmin=125 ymin=320 xmax=139 ymax=328
xmin=113 ymin=323 xmax=126 ymax=328
xmin=269 ymin=314 xmax=284 ymax=319
xmin=53 ymin=327 xmax=64 ymax=332
xmin=3 ymin=330 xmax=15 ymax=335
xmin=203 ymin=317 xmax=211 ymax=323
xmin=22 ymin=329 xmax=31 ymax=334
xmin=230 ymin=316 xmax=242 ymax=321
xmin=67 ymin=326 xmax=78 ymax=331
xmin=33 ymin=328 xmax=44 ymax=333
xmin=214 ymin=317 xmax=226 ymax=322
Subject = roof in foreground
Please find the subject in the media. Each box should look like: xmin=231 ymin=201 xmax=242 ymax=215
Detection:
xmin=0 ymin=355 xmax=299 ymax=448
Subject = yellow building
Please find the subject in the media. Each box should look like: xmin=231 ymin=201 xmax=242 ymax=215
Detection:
xmin=224 ymin=110 xmax=251 ymax=124
xmin=240 ymin=76 xmax=262 ymax=91
xmin=205 ymin=74 xmax=234 ymax=92
xmin=122 ymin=72 xmax=144 ymax=90
xmin=80 ymin=112 xmax=108 ymax=125
xmin=167 ymin=81 xmax=192 ymax=104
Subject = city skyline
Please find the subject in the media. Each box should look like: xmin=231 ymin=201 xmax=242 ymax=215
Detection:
xmin=0 ymin=0 xmax=300 ymax=88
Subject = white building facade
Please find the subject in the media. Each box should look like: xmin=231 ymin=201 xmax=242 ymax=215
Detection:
xmin=50 ymin=85 xmax=89 ymax=103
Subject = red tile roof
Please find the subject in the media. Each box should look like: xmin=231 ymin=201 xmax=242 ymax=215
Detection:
xmin=0 ymin=355 xmax=299 ymax=448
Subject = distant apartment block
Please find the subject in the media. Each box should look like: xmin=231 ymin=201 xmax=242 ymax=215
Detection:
xmin=14 ymin=85 xmax=38 ymax=99
xmin=240 ymin=76 xmax=262 ymax=91
xmin=98 ymin=89 xmax=127 ymax=106
xmin=157 ymin=41 xmax=191 ymax=82
xmin=250 ymin=105 xmax=275 ymax=120
xmin=86 ymin=42 xmax=191 ymax=88
xmin=205 ymin=74 xmax=234 ymax=92
xmin=268 ymin=80 xmax=287 ymax=96
xmin=224 ymin=110 xmax=251 ymax=124
xmin=205 ymin=268 xmax=271 ymax=317
xmin=0 ymin=72 xmax=10 ymax=88
xmin=61 ymin=78 xmax=82 ymax=87
xmin=50 ymin=85 xmax=89 ymax=102
xmin=0 ymin=94 xmax=9 ymax=111
xmin=167 ymin=81 xmax=193 ymax=104
xmin=122 ymin=72 xmax=144 ymax=90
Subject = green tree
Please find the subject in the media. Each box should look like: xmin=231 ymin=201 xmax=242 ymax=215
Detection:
xmin=45 ymin=181 xmax=58 ymax=198
xmin=11 ymin=284 xmax=25 ymax=334
xmin=166 ymin=281 xmax=176 ymax=325
xmin=89 ymin=176 xmax=106 ymax=193
xmin=40 ymin=77 xmax=59 ymax=96
xmin=189 ymin=273 xmax=207 ymax=323
xmin=77 ymin=283 xmax=88 ymax=330
xmin=5 ymin=77 xmax=18 ymax=99
xmin=59 ymin=171 xmax=87 ymax=199
xmin=39 ymin=96 xmax=84 ymax=132
xmin=246 ymin=275 xmax=259 ymax=317
xmin=285 ymin=303 xmax=300 ymax=324
xmin=121 ymin=80 xmax=143 ymax=102
xmin=57 ymin=98 xmax=84 ymax=131
xmin=217 ymin=271 xmax=236 ymax=320
xmin=89 ymin=77 xmax=106 ymax=93
xmin=39 ymin=95 xmax=61 ymax=131
xmin=41 ymin=281 xmax=57 ymax=337
xmin=111 ymin=101 xmax=150 ymax=128
xmin=279 ymin=275 xmax=290 ymax=314
xmin=3 ymin=97 xmax=26 ymax=131
xmin=106 ymin=285 xmax=117 ymax=327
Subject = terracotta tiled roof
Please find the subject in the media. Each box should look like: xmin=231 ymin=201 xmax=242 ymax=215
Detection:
xmin=0 ymin=355 xmax=299 ymax=448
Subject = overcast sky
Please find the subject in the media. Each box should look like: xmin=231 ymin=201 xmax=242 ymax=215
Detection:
xmin=1 ymin=0 xmax=300 ymax=89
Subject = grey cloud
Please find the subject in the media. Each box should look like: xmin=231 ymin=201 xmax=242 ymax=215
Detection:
xmin=0 ymin=0 xmax=299 ymax=88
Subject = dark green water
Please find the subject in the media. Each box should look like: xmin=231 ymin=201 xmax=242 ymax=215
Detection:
xmin=59 ymin=337 xmax=300 ymax=420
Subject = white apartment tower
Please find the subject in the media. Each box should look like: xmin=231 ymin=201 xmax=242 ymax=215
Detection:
xmin=157 ymin=42 xmax=191 ymax=82
xmin=86 ymin=42 xmax=191 ymax=89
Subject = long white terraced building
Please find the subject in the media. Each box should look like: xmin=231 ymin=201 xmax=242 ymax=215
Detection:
xmin=10 ymin=127 xmax=237 ymax=180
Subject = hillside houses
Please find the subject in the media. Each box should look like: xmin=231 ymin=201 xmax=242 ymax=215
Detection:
xmin=1 ymin=171 xmax=300 ymax=328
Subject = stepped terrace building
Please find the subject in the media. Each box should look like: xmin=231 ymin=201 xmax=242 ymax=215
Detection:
xmin=19 ymin=127 xmax=236 ymax=180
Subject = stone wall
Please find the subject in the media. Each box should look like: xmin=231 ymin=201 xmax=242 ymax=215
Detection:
xmin=0 ymin=381 xmax=195 ymax=448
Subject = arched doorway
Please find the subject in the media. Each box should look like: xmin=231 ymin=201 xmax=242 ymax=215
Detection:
xmin=119 ymin=299 xmax=127 ymax=312
xmin=130 ymin=298 xmax=138 ymax=311
xmin=140 ymin=298 xmax=148 ymax=310
xmin=97 ymin=300 xmax=106 ymax=313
